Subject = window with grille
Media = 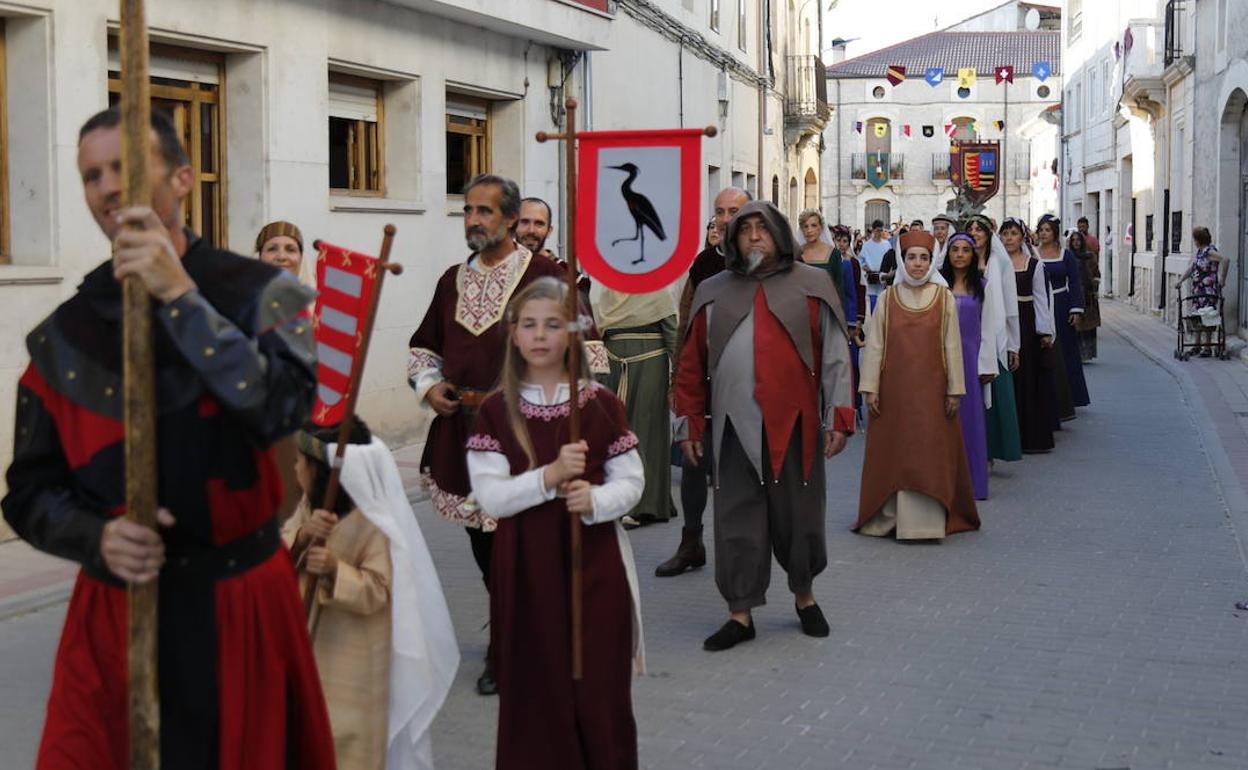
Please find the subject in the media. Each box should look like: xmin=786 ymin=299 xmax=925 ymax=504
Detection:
xmin=108 ymin=43 xmax=225 ymax=248
xmin=329 ymin=73 xmax=384 ymax=194
xmin=446 ymin=96 xmax=490 ymax=196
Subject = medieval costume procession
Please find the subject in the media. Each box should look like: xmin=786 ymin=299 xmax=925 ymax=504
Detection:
xmin=15 ymin=1 xmax=1248 ymax=768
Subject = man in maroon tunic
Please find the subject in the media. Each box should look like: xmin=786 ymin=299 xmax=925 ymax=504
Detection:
xmin=2 ymin=108 xmax=334 ymax=769
xmin=408 ymin=174 xmax=605 ymax=694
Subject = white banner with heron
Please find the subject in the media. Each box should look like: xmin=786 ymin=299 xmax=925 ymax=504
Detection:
xmin=575 ymin=128 xmax=709 ymax=293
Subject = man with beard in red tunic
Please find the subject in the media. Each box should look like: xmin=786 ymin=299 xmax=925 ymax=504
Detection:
xmin=2 ymin=108 xmax=334 ymax=769
xmin=408 ymin=174 xmax=606 ymax=694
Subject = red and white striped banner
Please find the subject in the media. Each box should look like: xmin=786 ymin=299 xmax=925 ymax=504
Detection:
xmin=312 ymin=241 xmax=380 ymax=426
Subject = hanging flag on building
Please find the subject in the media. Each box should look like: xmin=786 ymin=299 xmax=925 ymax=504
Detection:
xmin=924 ymin=67 xmax=944 ymax=87
xmin=1032 ymin=61 xmax=1051 ymax=81
xmin=886 ymin=65 xmax=906 ymax=86
xmin=874 ymin=122 xmax=888 ymax=138
xmin=949 ymin=141 xmax=1001 ymax=205
xmin=958 ymin=67 xmax=977 ymax=88
xmin=995 ymin=65 xmax=1014 ymax=84
xmin=1124 ymin=26 xmax=1135 ymax=54
xmin=944 ymin=123 xmax=957 ymax=138
xmin=866 ymin=152 xmax=891 ymax=189
xmin=994 ymin=119 xmax=1005 ymax=131
xmin=902 ymin=124 xmax=912 ymax=140
xmin=576 ymin=127 xmax=706 ymax=293
xmin=922 ymin=125 xmax=935 ymax=138
xmin=312 ymin=241 xmax=381 ymax=425
xmin=855 ymin=121 xmax=863 ymax=134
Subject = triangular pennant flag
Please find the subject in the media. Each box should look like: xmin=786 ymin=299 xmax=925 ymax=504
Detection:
xmin=1032 ymin=61 xmax=1051 ymax=82
xmin=855 ymin=121 xmax=863 ymax=134
xmin=886 ymin=65 xmax=906 ymax=86
xmin=924 ymin=67 xmax=944 ymax=87
xmin=944 ymin=123 xmax=957 ymax=138
xmin=874 ymin=122 xmax=888 ymax=138
xmin=958 ymin=67 xmax=976 ymax=88
xmin=995 ymin=65 xmax=1014 ymax=84
xmin=922 ymin=125 xmax=935 ymax=138
xmin=312 ymin=241 xmax=381 ymax=425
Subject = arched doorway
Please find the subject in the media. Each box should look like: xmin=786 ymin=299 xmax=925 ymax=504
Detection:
xmin=950 ymin=116 xmax=977 ymax=141
xmin=771 ymin=175 xmax=780 ymax=205
xmin=864 ymin=198 xmax=891 ymax=230
xmin=1218 ymin=89 xmax=1248 ymax=330
xmin=804 ymin=168 xmax=818 ymax=210
xmin=788 ymin=176 xmax=799 ymax=223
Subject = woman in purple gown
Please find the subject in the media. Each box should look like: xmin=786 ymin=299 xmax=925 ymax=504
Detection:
xmin=940 ymin=233 xmax=994 ymax=500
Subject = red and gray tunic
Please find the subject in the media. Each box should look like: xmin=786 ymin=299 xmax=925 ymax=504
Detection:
xmin=2 ymin=235 xmax=335 ymax=770
xmin=674 ymin=204 xmax=856 ymax=484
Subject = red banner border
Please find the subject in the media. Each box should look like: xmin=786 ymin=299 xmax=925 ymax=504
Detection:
xmin=576 ymin=129 xmax=703 ymax=294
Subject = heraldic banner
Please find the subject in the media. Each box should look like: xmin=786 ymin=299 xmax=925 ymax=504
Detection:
xmin=577 ymin=128 xmax=705 ymax=293
xmin=867 ymin=152 xmax=891 ymax=189
xmin=949 ymin=141 xmax=1001 ymax=205
xmin=312 ymin=241 xmax=381 ymax=425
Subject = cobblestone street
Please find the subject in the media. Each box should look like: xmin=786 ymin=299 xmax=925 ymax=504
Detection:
xmin=3 ymin=304 xmax=1248 ymax=769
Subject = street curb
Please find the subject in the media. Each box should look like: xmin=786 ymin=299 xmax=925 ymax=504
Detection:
xmin=1106 ymin=309 xmax=1248 ymax=571
xmin=0 ymin=581 xmax=72 ymax=622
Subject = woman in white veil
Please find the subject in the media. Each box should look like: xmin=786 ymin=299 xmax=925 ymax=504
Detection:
xmin=966 ymin=215 xmax=1023 ymax=463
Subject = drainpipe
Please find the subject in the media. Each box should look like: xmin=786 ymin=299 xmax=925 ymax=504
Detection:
xmin=758 ymin=1 xmax=768 ymax=192
xmin=678 ymin=34 xmax=686 ymax=128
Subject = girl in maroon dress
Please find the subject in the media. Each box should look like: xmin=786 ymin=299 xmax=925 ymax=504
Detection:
xmin=467 ymin=277 xmax=645 ymax=770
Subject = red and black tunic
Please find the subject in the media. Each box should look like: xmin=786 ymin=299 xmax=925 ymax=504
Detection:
xmin=2 ymin=234 xmax=335 ymax=770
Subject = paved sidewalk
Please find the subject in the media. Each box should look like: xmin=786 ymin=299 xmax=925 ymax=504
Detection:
xmin=1100 ymin=300 xmax=1248 ymax=567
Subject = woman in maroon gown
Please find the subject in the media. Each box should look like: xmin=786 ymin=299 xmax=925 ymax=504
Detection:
xmin=467 ymin=277 xmax=645 ymax=770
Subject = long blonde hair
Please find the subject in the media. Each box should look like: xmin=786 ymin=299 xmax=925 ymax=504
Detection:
xmin=499 ymin=276 xmax=593 ymax=468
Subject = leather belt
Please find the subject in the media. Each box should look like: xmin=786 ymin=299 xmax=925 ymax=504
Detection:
xmin=456 ymin=387 xmax=490 ymax=408
xmin=85 ymin=516 xmax=281 ymax=587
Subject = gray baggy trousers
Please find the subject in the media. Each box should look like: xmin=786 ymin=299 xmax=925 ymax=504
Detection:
xmin=714 ymin=423 xmax=827 ymax=612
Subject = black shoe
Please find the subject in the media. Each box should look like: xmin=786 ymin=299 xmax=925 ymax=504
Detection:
xmin=655 ymin=527 xmax=707 ymax=577
xmin=476 ymin=663 xmax=497 ymax=696
xmin=796 ymin=603 xmax=830 ymax=637
xmin=703 ymin=619 xmax=755 ymax=651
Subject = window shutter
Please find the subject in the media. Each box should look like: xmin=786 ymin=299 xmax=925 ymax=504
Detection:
xmin=329 ymin=80 xmax=379 ymax=122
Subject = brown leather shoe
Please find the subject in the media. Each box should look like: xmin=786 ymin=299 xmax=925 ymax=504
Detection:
xmin=655 ymin=527 xmax=706 ymax=577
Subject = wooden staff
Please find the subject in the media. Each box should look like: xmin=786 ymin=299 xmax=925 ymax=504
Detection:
xmin=302 ymin=225 xmax=402 ymax=636
xmin=537 ymin=96 xmax=585 ymax=680
xmin=119 ymin=1 xmax=159 ymax=767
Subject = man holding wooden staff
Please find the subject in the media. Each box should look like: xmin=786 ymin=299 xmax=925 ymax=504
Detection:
xmin=2 ymin=107 xmax=336 ymax=769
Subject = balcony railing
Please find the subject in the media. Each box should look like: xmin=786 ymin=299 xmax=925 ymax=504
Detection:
xmin=1164 ymin=0 xmax=1186 ymax=66
xmin=851 ymin=153 xmax=904 ymax=182
xmin=932 ymin=152 xmax=951 ymax=181
xmin=784 ymin=55 xmax=831 ymax=124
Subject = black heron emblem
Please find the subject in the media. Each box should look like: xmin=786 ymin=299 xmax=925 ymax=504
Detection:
xmin=607 ymin=162 xmax=667 ymax=265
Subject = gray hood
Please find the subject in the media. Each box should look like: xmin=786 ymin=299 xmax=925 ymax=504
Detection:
xmin=723 ymin=200 xmax=801 ymax=277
